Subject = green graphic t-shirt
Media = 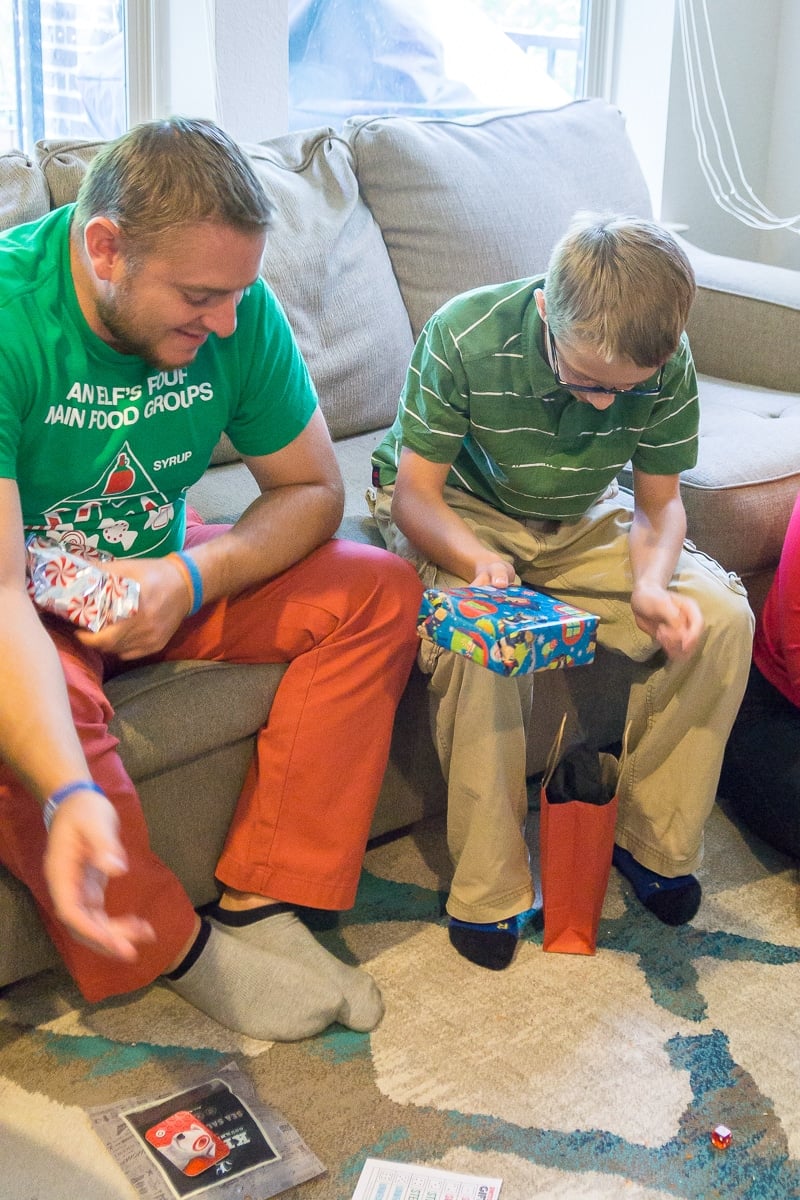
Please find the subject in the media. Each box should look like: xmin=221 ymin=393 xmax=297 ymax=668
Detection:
xmin=0 ymin=205 xmax=318 ymax=558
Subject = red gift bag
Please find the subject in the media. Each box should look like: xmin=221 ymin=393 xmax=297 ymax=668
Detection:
xmin=539 ymin=716 xmax=628 ymax=955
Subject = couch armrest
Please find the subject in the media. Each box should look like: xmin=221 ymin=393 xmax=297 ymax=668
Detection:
xmin=677 ymin=234 xmax=800 ymax=393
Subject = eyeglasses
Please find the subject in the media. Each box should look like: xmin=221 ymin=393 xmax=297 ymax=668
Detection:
xmin=547 ymin=326 xmax=664 ymax=397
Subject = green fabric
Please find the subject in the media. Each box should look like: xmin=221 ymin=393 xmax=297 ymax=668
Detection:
xmin=372 ymin=276 xmax=699 ymax=522
xmin=0 ymin=206 xmax=318 ymax=557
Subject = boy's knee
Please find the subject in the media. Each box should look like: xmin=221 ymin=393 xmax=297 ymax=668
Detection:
xmin=710 ymin=581 xmax=755 ymax=645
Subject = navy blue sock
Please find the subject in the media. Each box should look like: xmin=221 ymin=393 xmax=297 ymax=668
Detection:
xmin=448 ymin=913 xmax=524 ymax=970
xmin=612 ymin=845 xmax=701 ymax=926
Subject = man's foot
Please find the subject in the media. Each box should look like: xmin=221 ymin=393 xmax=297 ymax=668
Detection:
xmin=164 ymin=919 xmax=346 ymax=1041
xmin=612 ymin=845 xmax=701 ymax=925
xmin=448 ymin=912 xmax=526 ymax=970
xmin=206 ymin=900 xmax=384 ymax=1032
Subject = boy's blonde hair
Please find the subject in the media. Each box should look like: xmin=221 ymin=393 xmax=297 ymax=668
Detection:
xmin=544 ymin=212 xmax=696 ymax=368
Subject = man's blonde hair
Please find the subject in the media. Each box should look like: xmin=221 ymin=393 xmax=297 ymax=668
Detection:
xmin=73 ymin=116 xmax=274 ymax=256
xmin=544 ymin=212 xmax=696 ymax=368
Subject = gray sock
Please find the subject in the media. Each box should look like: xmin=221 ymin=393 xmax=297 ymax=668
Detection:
xmin=164 ymin=919 xmax=345 ymax=1042
xmin=209 ymin=903 xmax=384 ymax=1033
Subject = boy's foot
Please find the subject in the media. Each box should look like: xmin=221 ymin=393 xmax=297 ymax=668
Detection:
xmin=612 ymin=845 xmax=701 ymax=925
xmin=448 ymin=912 xmax=526 ymax=970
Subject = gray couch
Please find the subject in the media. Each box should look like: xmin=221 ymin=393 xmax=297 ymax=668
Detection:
xmin=2 ymin=99 xmax=799 ymax=991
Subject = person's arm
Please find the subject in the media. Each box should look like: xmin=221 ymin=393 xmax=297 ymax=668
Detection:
xmin=187 ymin=405 xmax=344 ymax=596
xmin=80 ymin=407 xmax=344 ymax=661
xmin=772 ymin=488 xmax=800 ymax=691
xmin=0 ymin=478 xmax=154 ymax=959
xmin=629 ymin=467 xmax=704 ymax=659
xmin=392 ymin=448 xmax=515 ymax=587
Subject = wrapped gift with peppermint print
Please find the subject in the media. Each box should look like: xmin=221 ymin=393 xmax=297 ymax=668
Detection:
xmin=25 ymin=535 xmax=139 ymax=632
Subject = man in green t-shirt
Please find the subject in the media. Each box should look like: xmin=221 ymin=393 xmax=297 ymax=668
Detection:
xmin=0 ymin=117 xmax=423 ymax=1039
xmin=371 ymin=213 xmax=754 ymax=970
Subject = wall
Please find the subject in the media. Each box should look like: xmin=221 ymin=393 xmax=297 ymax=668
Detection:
xmin=213 ymin=0 xmax=288 ymax=141
xmin=607 ymin=0 xmax=677 ymax=221
xmin=206 ymin=0 xmax=800 ymax=270
xmin=660 ymin=0 xmax=800 ymax=270
xmin=160 ymin=0 xmax=288 ymax=142
xmin=763 ymin=0 xmax=800 ymax=268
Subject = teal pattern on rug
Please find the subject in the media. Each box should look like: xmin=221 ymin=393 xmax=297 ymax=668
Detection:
xmin=327 ymin=869 xmax=800 ymax=1196
xmin=332 ymin=1027 xmax=800 ymax=1199
xmin=11 ymin=829 xmax=800 ymax=1200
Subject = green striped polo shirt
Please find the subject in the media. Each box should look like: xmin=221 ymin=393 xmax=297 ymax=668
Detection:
xmin=372 ymin=276 xmax=699 ymax=522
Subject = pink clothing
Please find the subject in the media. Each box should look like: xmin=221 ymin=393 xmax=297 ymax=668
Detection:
xmin=754 ymin=488 xmax=800 ymax=708
xmin=0 ymin=522 xmax=422 ymax=1002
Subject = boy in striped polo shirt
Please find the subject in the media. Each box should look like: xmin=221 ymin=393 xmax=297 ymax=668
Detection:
xmin=370 ymin=212 xmax=754 ymax=970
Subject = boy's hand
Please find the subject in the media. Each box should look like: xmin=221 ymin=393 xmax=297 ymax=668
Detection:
xmin=631 ymin=583 xmax=704 ymax=659
xmin=470 ymin=558 xmax=516 ymax=588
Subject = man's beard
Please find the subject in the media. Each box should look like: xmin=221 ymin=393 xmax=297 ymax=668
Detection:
xmin=95 ymin=283 xmax=175 ymax=369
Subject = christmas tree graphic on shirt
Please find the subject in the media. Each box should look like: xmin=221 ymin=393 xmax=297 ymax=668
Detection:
xmin=42 ymin=441 xmax=175 ymax=556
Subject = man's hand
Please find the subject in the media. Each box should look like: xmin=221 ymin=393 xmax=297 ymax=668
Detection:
xmin=75 ymin=556 xmax=190 ymax=660
xmin=470 ymin=558 xmax=516 ymax=588
xmin=631 ymin=581 xmax=704 ymax=660
xmin=43 ymin=788 xmax=155 ymax=959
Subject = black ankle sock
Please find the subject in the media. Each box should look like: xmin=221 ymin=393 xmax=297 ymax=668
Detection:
xmin=612 ymin=846 xmax=701 ymax=926
xmin=164 ymin=917 xmax=211 ymax=980
xmin=203 ymin=900 xmax=294 ymax=928
xmin=448 ymin=915 xmax=521 ymax=971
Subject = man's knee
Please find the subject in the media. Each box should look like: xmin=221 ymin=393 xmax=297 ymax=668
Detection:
xmin=328 ymin=538 xmax=423 ymax=616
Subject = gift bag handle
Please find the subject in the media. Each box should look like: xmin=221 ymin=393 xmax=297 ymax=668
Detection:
xmin=542 ymin=716 xmax=632 ymax=792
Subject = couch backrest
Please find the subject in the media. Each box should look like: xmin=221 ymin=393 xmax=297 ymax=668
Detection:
xmin=32 ymin=130 xmax=415 ymax=444
xmin=15 ymin=99 xmax=652 ymax=448
xmin=0 ymin=150 xmax=50 ymax=230
xmin=344 ymin=98 xmax=654 ymax=339
xmin=243 ymin=129 xmax=415 ymax=439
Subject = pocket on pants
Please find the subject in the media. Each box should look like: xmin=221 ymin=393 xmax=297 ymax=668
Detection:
xmin=682 ymin=539 xmax=749 ymax=598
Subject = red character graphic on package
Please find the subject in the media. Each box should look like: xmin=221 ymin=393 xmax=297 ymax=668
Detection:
xmin=145 ymin=1110 xmax=230 ymax=1176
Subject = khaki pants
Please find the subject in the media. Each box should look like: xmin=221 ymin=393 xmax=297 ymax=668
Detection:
xmin=368 ymin=484 xmax=754 ymax=924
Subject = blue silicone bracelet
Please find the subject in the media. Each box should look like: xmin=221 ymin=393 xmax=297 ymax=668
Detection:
xmin=43 ymin=780 xmax=106 ymax=831
xmin=175 ymin=550 xmax=204 ymax=615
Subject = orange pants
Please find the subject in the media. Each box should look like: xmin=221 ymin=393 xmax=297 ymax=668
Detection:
xmin=0 ymin=524 xmax=422 ymax=1002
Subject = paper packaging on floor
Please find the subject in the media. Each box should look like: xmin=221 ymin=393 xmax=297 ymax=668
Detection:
xmin=417 ymin=584 xmax=598 ymax=676
xmin=88 ymin=1061 xmax=324 ymax=1199
xmin=25 ymin=534 xmax=139 ymax=632
xmin=352 ymin=1157 xmax=502 ymax=1199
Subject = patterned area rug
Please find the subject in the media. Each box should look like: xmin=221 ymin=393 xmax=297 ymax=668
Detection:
xmin=1 ymin=799 xmax=799 ymax=1200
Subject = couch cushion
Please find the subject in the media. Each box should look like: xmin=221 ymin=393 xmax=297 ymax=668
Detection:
xmin=189 ymin=428 xmax=388 ymax=548
xmin=0 ymin=150 xmax=50 ymax=230
xmin=345 ymin=98 xmax=653 ymax=338
xmin=243 ymin=129 xmax=415 ymax=438
xmin=619 ymin=375 xmax=800 ymax=578
xmin=35 ymin=138 xmax=103 ymax=208
xmin=683 ymin=377 xmax=800 ymax=574
xmin=36 ymin=130 xmax=415 ymax=442
xmin=106 ymin=659 xmax=285 ymax=780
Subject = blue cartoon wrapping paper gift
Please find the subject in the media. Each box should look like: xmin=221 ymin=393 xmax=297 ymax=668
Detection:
xmin=417 ymin=585 xmax=599 ymax=676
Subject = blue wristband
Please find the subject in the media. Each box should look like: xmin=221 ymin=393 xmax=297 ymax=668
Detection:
xmin=43 ymin=780 xmax=106 ymax=831
xmin=174 ymin=550 xmax=204 ymax=616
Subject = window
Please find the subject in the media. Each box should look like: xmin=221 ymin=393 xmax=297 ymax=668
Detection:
xmin=288 ymin=0 xmax=593 ymax=131
xmin=0 ymin=0 xmax=126 ymax=153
